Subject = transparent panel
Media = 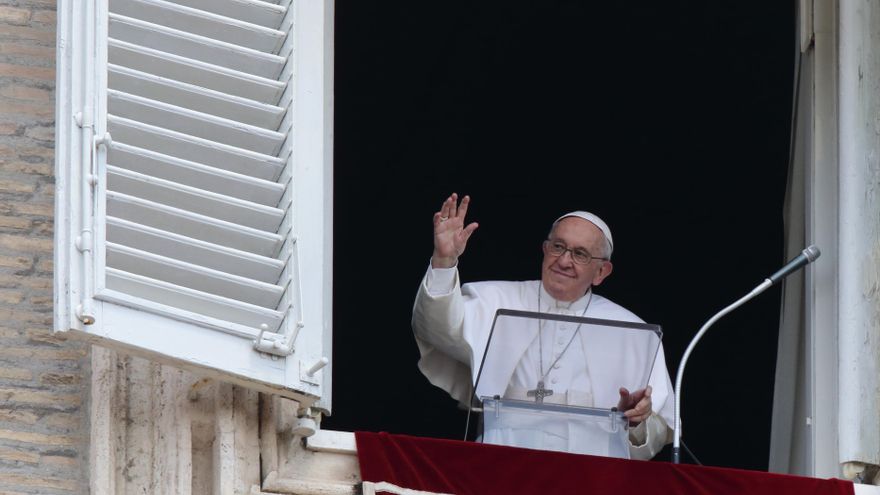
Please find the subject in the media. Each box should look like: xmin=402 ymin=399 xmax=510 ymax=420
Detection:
xmin=469 ymin=309 xmax=663 ymax=457
xmin=481 ymin=398 xmax=630 ymax=458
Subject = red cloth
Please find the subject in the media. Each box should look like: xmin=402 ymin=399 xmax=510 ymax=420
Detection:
xmin=355 ymin=431 xmax=854 ymax=495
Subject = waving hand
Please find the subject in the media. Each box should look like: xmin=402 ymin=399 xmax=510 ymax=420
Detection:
xmin=432 ymin=193 xmax=479 ymax=269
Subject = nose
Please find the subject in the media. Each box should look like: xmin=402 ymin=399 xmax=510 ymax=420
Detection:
xmin=555 ymin=248 xmax=575 ymax=266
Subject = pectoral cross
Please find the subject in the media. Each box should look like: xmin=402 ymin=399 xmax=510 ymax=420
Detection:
xmin=527 ymin=381 xmax=553 ymax=404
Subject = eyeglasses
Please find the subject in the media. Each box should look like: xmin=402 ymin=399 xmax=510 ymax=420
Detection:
xmin=543 ymin=240 xmax=608 ymax=265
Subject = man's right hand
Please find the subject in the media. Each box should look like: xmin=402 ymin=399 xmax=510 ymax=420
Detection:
xmin=432 ymin=193 xmax=479 ymax=269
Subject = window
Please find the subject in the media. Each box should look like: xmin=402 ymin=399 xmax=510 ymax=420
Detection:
xmin=54 ymin=0 xmax=334 ymax=410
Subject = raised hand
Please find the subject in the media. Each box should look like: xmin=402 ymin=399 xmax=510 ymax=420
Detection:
xmin=617 ymin=385 xmax=653 ymax=426
xmin=432 ymin=193 xmax=479 ymax=269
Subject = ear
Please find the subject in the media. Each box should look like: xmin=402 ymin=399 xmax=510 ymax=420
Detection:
xmin=591 ymin=260 xmax=613 ymax=286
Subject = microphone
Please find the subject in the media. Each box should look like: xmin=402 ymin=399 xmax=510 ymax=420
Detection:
xmin=671 ymin=245 xmax=821 ymax=464
xmin=768 ymin=245 xmax=821 ymax=285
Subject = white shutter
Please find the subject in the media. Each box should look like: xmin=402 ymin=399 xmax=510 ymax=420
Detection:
xmin=54 ymin=0 xmax=334 ymax=410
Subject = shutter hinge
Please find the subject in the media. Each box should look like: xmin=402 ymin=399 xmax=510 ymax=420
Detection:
xmin=75 ymin=303 xmax=95 ymax=325
xmin=75 ymin=229 xmax=93 ymax=253
xmin=275 ymin=399 xmax=322 ymax=438
xmin=253 ymin=321 xmax=302 ymax=357
xmin=94 ymin=132 xmax=112 ymax=148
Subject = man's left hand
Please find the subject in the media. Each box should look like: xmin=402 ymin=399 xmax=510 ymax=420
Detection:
xmin=617 ymin=385 xmax=652 ymax=426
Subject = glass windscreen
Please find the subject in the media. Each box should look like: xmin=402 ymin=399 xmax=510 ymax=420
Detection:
xmin=472 ymin=309 xmax=662 ymax=412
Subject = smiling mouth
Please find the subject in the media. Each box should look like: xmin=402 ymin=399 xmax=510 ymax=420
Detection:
xmin=549 ymin=268 xmax=575 ymax=278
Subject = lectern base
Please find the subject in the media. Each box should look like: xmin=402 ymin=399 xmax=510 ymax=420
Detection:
xmin=479 ymin=397 xmax=630 ymax=459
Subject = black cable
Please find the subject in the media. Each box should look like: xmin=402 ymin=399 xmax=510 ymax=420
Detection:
xmin=681 ymin=439 xmax=703 ymax=466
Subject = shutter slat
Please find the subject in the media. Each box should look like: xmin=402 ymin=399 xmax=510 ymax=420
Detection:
xmin=109 ymin=64 xmax=286 ymax=130
xmin=107 ymin=165 xmax=285 ymax=232
xmin=108 ymin=39 xmax=285 ymax=104
xmin=108 ymin=115 xmax=285 ymax=181
xmin=101 ymin=0 xmax=292 ymax=330
xmin=108 ymin=89 xmax=286 ymax=154
xmin=107 ymin=243 xmax=284 ymax=308
xmin=108 ymin=143 xmax=284 ymax=206
xmin=111 ymin=0 xmax=286 ymax=53
xmin=105 ymin=268 xmax=284 ymax=332
xmin=107 ymin=191 xmax=283 ymax=257
xmin=171 ymin=0 xmax=287 ymax=30
xmin=107 ymin=216 xmax=284 ymax=283
xmin=109 ymin=13 xmax=286 ymax=79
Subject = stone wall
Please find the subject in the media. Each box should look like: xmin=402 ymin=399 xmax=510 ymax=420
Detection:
xmin=0 ymin=1 xmax=92 ymax=493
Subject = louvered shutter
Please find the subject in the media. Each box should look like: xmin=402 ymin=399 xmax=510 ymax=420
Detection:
xmin=54 ymin=0 xmax=333 ymax=410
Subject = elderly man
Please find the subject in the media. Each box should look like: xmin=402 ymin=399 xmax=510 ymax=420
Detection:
xmin=411 ymin=193 xmax=674 ymax=460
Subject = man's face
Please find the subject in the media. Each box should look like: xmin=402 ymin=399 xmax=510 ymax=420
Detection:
xmin=540 ymin=217 xmax=613 ymax=302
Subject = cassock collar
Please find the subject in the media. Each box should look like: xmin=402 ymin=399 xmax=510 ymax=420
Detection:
xmin=538 ymin=283 xmax=593 ymax=315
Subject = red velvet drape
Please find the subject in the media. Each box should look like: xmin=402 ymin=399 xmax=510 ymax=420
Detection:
xmin=355 ymin=432 xmax=854 ymax=495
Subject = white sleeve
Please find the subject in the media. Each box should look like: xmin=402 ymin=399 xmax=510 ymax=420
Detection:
xmin=426 ymin=264 xmax=457 ymax=296
xmin=411 ymin=264 xmax=474 ymax=406
xmin=627 ymin=413 xmax=672 ymax=460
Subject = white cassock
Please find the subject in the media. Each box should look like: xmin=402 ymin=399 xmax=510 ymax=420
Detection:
xmin=411 ymin=264 xmax=674 ymax=460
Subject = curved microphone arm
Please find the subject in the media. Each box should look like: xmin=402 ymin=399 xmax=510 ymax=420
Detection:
xmin=672 ymin=279 xmax=772 ymax=464
xmin=671 ymin=245 xmax=819 ymax=464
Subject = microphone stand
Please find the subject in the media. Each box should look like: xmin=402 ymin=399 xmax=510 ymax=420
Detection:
xmin=671 ymin=279 xmax=771 ymax=464
xmin=671 ymin=245 xmax=820 ymax=464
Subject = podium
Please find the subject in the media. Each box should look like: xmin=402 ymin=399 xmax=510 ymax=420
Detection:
xmin=469 ymin=309 xmax=663 ymax=459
